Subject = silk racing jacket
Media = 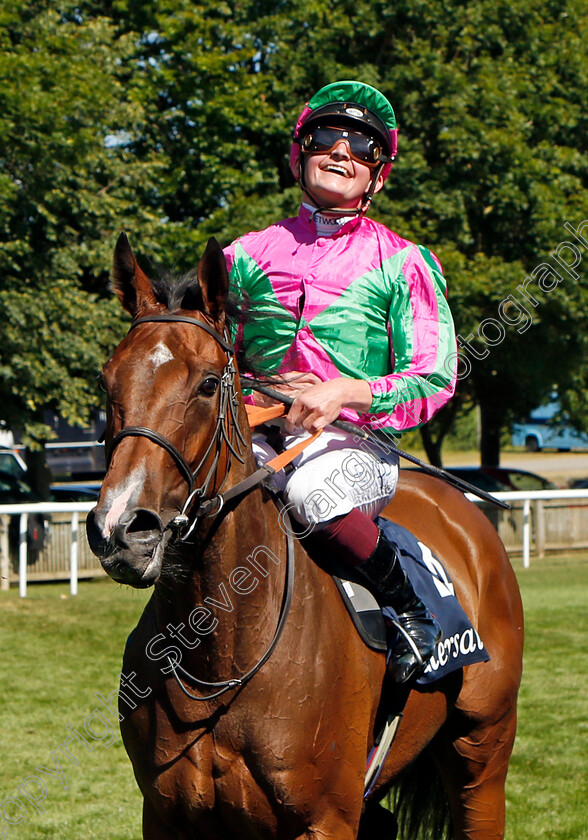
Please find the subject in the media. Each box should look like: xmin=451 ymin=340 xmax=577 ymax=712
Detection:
xmin=224 ymin=206 xmax=457 ymax=433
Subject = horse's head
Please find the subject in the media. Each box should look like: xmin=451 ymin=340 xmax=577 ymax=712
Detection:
xmin=87 ymin=233 xmax=248 ymax=588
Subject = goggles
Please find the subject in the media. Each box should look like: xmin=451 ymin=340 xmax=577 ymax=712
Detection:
xmin=300 ymin=125 xmax=386 ymax=167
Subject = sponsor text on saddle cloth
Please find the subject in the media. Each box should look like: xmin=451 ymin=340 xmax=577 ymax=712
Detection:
xmin=336 ymin=518 xmax=489 ymax=685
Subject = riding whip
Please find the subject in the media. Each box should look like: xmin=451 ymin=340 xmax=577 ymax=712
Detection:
xmin=244 ymin=381 xmax=510 ymax=510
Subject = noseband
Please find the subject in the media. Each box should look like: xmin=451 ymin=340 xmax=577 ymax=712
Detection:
xmin=106 ymin=314 xmax=248 ymax=540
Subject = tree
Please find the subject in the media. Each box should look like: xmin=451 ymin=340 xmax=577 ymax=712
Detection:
xmin=0 ymin=3 xmax=169 ymax=491
xmin=105 ymin=0 xmax=588 ymax=464
xmin=2 ymin=0 xmax=587 ymax=476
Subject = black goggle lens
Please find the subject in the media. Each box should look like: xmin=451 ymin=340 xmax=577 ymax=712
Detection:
xmin=301 ymin=126 xmax=383 ymax=165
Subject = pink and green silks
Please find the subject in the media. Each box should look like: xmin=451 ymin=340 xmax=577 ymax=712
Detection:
xmin=224 ymin=207 xmax=457 ymax=433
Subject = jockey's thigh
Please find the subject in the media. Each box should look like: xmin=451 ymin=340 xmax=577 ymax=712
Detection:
xmin=253 ymin=428 xmax=399 ymax=527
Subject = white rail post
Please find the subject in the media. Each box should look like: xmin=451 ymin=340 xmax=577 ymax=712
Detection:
xmin=522 ymin=499 xmax=531 ymax=569
xmin=70 ymin=511 xmax=79 ymax=596
xmin=0 ymin=514 xmax=10 ymax=591
xmin=19 ymin=512 xmax=29 ymax=598
xmin=535 ymin=500 xmax=545 ymax=558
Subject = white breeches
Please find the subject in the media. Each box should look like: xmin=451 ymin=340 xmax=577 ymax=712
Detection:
xmin=252 ymin=426 xmax=399 ymax=531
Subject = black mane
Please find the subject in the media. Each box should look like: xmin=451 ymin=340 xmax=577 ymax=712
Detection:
xmin=150 ymin=269 xmax=203 ymax=314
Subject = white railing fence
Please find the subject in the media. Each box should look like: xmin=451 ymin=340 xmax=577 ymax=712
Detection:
xmin=0 ymin=502 xmax=95 ymax=597
xmin=2 ymin=490 xmax=588 ymax=597
xmin=466 ymin=489 xmax=588 ymax=568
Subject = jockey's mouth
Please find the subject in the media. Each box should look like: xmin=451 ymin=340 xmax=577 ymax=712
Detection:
xmin=322 ymin=163 xmax=352 ymax=178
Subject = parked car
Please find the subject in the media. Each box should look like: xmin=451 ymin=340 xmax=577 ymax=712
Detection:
xmin=0 ymin=446 xmax=27 ymax=479
xmin=404 ymin=467 xmax=508 ymax=493
xmin=408 ymin=466 xmax=558 ymax=494
xmin=0 ymin=470 xmax=48 ymax=559
xmin=511 ymin=399 xmax=588 ymax=452
xmin=45 ymin=442 xmax=105 ymax=480
xmin=481 ymin=467 xmax=559 ymax=492
xmin=49 ymin=483 xmax=101 ymax=502
xmin=440 ymin=468 xmax=511 ymax=494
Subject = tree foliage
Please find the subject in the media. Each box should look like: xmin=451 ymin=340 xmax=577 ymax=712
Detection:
xmin=1 ymin=0 xmax=587 ymax=470
xmin=0 ymin=2 xmax=168 ymax=457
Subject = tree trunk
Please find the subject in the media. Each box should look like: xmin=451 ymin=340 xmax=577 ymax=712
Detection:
xmin=420 ymin=425 xmax=443 ymax=468
xmin=25 ymin=449 xmax=53 ymax=500
xmin=478 ymin=400 xmax=503 ymax=466
xmin=419 ymin=400 xmax=460 ymax=468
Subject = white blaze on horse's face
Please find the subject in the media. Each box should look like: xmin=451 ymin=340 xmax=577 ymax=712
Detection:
xmin=102 ymin=466 xmax=146 ymax=539
xmin=148 ymin=342 xmax=174 ymax=371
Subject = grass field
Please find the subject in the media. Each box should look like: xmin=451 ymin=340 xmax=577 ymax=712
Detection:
xmin=1 ymin=552 xmax=587 ymax=839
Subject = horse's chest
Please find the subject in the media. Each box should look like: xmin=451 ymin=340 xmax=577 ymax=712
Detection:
xmin=141 ymin=729 xmax=284 ymax=834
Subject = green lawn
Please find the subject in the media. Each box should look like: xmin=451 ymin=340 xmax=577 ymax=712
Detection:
xmin=506 ymin=552 xmax=588 ymax=840
xmin=1 ymin=554 xmax=587 ymax=838
xmin=0 ymin=578 xmax=150 ymax=839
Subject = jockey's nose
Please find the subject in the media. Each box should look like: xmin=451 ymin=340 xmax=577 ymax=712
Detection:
xmin=330 ymin=140 xmax=351 ymax=159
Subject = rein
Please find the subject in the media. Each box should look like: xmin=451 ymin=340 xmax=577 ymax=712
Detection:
xmin=168 ymin=497 xmax=296 ymax=702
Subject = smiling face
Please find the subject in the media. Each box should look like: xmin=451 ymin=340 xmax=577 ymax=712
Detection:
xmin=296 ymin=134 xmax=385 ymax=210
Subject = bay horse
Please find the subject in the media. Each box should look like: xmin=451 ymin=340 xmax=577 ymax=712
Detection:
xmin=87 ymin=233 xmax=524 ymax=840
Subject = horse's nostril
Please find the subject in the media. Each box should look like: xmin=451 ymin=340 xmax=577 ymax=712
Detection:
xmin=88 ymin=506 xmax=164 ymax=555
xmin=126 ymin=508 xmax=163 ymax=535
xmin=86 ymin=508 xmax=108 ymax=557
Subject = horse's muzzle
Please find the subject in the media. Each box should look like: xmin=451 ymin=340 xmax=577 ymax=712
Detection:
xmin=86 ymin=506 xmax=166 ymax=588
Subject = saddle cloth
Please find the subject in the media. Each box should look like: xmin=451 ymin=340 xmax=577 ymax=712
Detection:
xmin=331 ymin=517 xmax=490 ymax=686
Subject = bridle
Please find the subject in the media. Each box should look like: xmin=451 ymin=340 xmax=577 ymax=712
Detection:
xmin=105 ymin=312 xmax=296 ymax=702
xmin=106 ymin=314 xmax=250 ymax=542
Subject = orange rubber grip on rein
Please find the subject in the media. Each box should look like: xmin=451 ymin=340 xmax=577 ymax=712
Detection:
xmin=266 ymin=429 xmax=323 ymax=472
xmin=245 ymin=403 xmax=286 ymax=427
xmin=244 ymin=402 xmax=323 ymax=472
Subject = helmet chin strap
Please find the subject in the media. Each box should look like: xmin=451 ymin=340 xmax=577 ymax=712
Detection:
xmin=298 ymin=156 xmax=385 ymax=218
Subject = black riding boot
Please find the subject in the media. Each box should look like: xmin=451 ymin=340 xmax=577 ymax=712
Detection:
xmin=357 ymin=529 xmax=442 ymax=684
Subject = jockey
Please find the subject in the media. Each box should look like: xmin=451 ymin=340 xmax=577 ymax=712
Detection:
xmin=224 ymin=80 xmax=457 ymax=683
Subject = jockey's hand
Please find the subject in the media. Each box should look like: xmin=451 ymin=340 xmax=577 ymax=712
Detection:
xmin=251 ymin=371 xmax=322 ymax=407
xmin=286 ymin=378 xmax=373 ymax=433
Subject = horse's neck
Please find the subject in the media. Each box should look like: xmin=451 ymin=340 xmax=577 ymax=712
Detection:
xmin=153 ymin=454 xmax=289 ymax=678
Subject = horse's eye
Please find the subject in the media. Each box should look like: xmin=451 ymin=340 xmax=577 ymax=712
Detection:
xmin=199 ymin=377 xmax=219 ymax=397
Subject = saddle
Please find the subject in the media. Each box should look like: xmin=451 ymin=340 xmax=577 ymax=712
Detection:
xmin=311 ymin=517 xmax=490 ymax=687
xmin=245 ymin=403 xmax=489 ymax=685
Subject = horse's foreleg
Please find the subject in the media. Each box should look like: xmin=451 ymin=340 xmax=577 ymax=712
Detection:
xmin=434 ymin=706 xmax=519 ymax=840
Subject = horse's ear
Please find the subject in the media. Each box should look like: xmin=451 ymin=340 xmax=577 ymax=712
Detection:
xmin=198 ymin=237 xmax=229 ymax=322
xmin=112 ymin=232 xmax=157 ymax=316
